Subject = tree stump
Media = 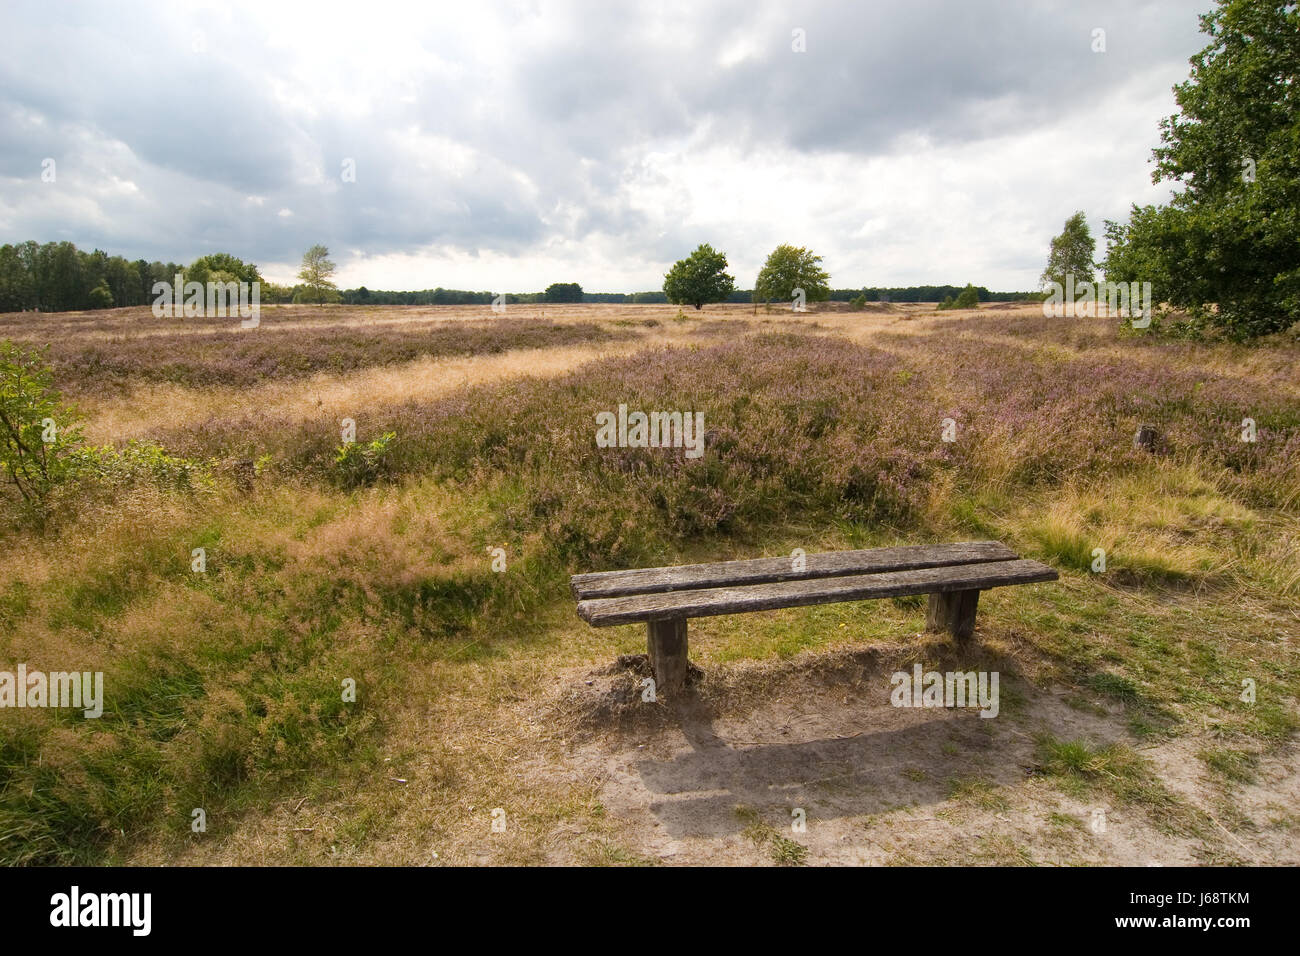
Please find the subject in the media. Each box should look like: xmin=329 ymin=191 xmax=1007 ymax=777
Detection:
xmin=232 ymin=458 xmax=255 ymax=494
xmin=1133 ymin=424 xmax=1158 ymax=453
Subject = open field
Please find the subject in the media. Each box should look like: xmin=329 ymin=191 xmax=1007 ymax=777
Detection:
xmin=1 ymin=301 xmax=1298 ymax=866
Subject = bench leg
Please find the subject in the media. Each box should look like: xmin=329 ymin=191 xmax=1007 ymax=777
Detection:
xmin=927 ymin=589 xmax=980 ymax=644
xmin=647 ymin=617 xmax=688 ymax=695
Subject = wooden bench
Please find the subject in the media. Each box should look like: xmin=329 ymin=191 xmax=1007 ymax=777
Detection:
xmin=571 ymin=541 xmax=1057 ymax=695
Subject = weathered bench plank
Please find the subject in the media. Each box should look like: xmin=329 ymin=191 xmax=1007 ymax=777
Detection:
xmin=570 ymin=541 xmax=1019 ymax=600
xmin=577 ymin=558 xmax=1057 ymax=628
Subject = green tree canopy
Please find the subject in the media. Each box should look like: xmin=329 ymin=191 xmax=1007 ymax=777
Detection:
xmin=297 ymin=245 xmax=338 ymax=306
xmin=188 ymin=253 xmax=263 ymax=288
xmin=1102 ymin=0 xmax=1300 ymax=339
xmin=543 ymin=282 xmax=583 ymax=303
xmin=663 ymin=244 xmax=735 ymax=310
xmin=1041 ymin=212 xmax=1096 ymax=288
xmin=0 ymin=342 xmax=82 ymax=503
xmin=87 ymin=280 xmax=113 ymax=309
xmin=754 ymin=244 xmax=830 ymax=304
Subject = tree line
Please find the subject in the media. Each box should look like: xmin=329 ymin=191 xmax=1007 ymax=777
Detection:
xmin=0 ymin=240 xmax=1034 ymax=313
xmin=0 ymin=242 xmax=342 ymax=312
xmin=0 ymin=241 xmax=184 ymax=313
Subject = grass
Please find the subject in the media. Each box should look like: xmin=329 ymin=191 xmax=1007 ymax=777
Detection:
xmin=1033 ymin=735 xmax=1208 ymax=837
xmin=947 ymin=777 xmax=1011 ymax=812
xmin=735 ymin=805 xmax=809 ymax=866
xmin=1 ymin=303 xmax=1297 ymax=865
xmin=1199 ymin=747 xmax=1260 ymax=785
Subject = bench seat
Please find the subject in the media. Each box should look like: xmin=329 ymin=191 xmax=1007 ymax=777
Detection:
xmin=576 ymin=558 xmax=1056 ymax=627
xmin=571 ymin=541 xmax=1057 ymax=695
xmin=571 ymin=540 xmax=1020 ymax=601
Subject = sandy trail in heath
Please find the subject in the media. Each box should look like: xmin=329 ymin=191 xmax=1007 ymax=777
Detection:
xmin=82 ymin=328 xmax=709 ymax=443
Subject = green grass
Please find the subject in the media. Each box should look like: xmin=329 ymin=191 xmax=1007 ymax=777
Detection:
xmin=1033 ymin=735 xmax=1208 ymax=837
xmin=735 ymin=805 xmax=809 ymax=866
xmin=1198 ymin=747 xmax=1260 ymax=785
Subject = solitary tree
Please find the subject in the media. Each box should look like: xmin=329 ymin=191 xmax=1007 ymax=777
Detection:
xmin=297 ymin=245 xmax=337 ymax=306
xmin=754 ymin=244 xmax=830 ymax=306
xmin=663 ymin=244 xmax=735 ymax=310
xmin=1041 ymin=212 xmax=1096 ymax=289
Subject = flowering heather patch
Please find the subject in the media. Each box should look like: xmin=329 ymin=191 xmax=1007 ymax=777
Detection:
xmin=151 ymin=333 xmax=951 ymax=567
xmin=27 ymin=318 xmax=630 ymax=393
xmin=925 ymin=310 xmax=1300 ymax=398
xmin=878 ymin=316 xmax=1300 ymax=509
xmin=687 ymin=319 xmax=754 ymax=336
xmin=144 ymin=317 xmax=1299 ymax=562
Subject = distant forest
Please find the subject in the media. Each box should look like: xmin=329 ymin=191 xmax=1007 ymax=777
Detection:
xmin=0 ymin=240 xmax=1037 ymax=312
xmin=344 ymin=285 xmax=1037 ymax=305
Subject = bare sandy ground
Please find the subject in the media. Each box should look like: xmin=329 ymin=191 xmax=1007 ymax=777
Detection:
xmin=542 ymin=646 xmax=1299 ymax=866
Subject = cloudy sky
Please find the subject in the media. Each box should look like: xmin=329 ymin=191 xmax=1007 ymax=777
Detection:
xmin=0 ymin=0 xmax=1209 ymax=292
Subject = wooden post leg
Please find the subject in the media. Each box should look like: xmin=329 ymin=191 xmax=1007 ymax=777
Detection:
xmin=647 ymin=617 xmax=688 ymax=695
xmin=926 ymin=589 xmax=980 ymax=644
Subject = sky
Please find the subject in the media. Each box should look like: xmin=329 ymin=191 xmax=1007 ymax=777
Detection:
xmin=0 ymin=0 xmax=1211 ymax=292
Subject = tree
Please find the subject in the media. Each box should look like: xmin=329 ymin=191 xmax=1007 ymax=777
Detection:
xmin=0 ymin=245 xmax=35 ymax=312
xmin=87 ymin=280 xmax=113 ymax=309
xmin=954 ymin=283 xmax=980 ymax=309
xmin=754 ymin=244 xmax=830 ymax=305
xmin=1041 ymin=212 xmax=1096 ymax=289
xmin=1102 ymin=0 xmax=1300 ymax=339
xmin=190 ymin=253 xmax=263 ymax=288
xmin=663 ymin=244 xmax=735 ymax=310
xmin=543 ymin=282 xmax=583 ymax=303
xmin=297 ymin=245 xmax=337 ymax=306
xmin=104 ymin=256 xmax=138 ymax=307
xmin=41 ymin=242 xmax=83 ymax=312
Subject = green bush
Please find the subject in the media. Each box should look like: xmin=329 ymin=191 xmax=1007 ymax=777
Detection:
xmin=69 ymin=441 xmax=206 ymax=491
xmin=332 ymin=432 xmax=396 ymax=488
xmin=0 ymin=341 xmax=83 ymax=506
xmin=954 ymin=285 xmax=979 ymax=309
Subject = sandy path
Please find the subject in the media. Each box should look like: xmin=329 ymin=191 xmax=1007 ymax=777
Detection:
xmin=82 ymin=328 xmax=714 ymax=443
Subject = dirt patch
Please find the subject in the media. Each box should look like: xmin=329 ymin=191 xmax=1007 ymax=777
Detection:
xmin=536 ymin=645 xmax=1300 ymax=865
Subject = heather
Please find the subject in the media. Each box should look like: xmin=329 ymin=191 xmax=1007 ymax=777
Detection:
xmin=21 ymin=317 xmax=629 ymax=393
xmin=143 ymin=323 xmax=1299 ymax=563
xmin=878 ymin=317 xmax=1300 ymax=509
xmin=147 ymin=334 xmax=950 ymax=567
